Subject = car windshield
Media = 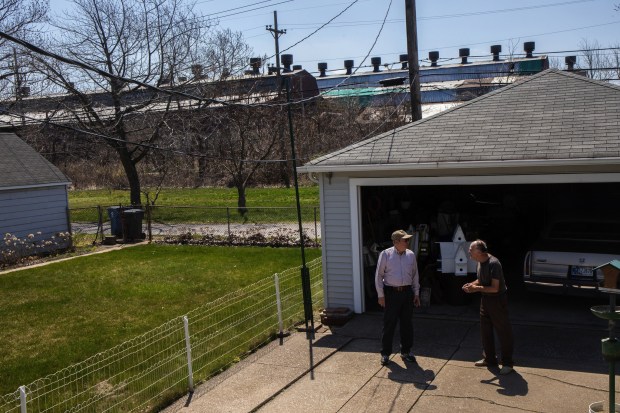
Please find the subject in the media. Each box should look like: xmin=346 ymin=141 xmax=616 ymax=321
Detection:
xmin=547 ymin=221 xmax=620 ymax=242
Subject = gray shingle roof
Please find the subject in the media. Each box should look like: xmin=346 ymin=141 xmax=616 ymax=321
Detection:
xmin=0 ymin=131 xmax=70 ymax=189
xmin=303 ymin=69 xmax=620 ymax=170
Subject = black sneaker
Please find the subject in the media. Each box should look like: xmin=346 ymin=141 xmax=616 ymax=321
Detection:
xmin=401 ymin=353 xmax=417 ymax=363
xmin=381 ymin=355 xmax=390 ymax=366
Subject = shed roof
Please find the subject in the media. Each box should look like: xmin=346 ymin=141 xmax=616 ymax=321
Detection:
xmin=0 ymin=131 xmax=70 ymax=189
xmin=300 ymin=69 xmax=620 ymax=172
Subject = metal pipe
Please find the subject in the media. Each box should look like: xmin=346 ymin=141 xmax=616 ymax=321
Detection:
xmin=285 ymin=76 xmax=315 ymax=379
xmin=19 ymin=385 xmax=26 ymax=413
xmin=183 ymin=316 xmax=194 ymax=392
xmin=274 ymin=273 xmax=284 ymax=345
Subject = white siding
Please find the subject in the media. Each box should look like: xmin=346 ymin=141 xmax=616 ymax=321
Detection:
xmin=0 ymin=186 xmax=70 ymax=242
xmin=320 ymin=174 xmax=354 ymax=310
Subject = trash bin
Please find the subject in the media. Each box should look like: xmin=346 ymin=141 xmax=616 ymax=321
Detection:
xmin=107 ymin=206 xmax=128 ymax=238
xmin=122 ymin=208 xmax=144 ymax=240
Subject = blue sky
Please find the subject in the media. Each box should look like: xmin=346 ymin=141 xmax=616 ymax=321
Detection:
xmin=201 ymin=0 xmax=620 ymax=71
xmin=50 ymin=0 xmax=620 ymax=73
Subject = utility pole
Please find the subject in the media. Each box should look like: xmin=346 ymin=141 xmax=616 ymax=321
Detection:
xmin=266 ymin=11 xmax=291 ymax=188
xmin=405 ymin=0 xmax=422 ymax=121
xmin=266 ymin=11 xmax=286 ymax=88
xmin=269 ymin=11 xmax=316 ymax=379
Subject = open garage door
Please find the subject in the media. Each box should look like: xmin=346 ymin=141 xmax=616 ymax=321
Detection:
xmin=354 ymin=177 xmax=620 ymax=312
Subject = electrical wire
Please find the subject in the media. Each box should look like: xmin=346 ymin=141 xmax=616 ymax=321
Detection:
xmin=256 ymin=0 xmax=394 ymax=107
xmin=207 ymin=0 xmax=294 ymax=20
xmin=0 ymin=108 xmax=307 ymax=163
xmin=417 ymin=0 xmax=599 ymax=21
xmin=2 ymin=0 xmax=396 ymax=112
xmin=309 ymin=73 xmax=417 ymax=166
xmin=279 ymin=0 xmax=360 ymax=54
xmin=206 ymin=0 xmax=285 ymax=17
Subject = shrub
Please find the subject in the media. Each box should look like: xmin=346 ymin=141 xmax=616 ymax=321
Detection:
xmin=157 ymin=228 xmax=320 ymax=248
xmin=1 ymin=232 xmax=73 ymax=268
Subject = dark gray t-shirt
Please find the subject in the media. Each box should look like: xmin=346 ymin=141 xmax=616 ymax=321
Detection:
xmin=477 ymin=254 xmax=507 ymax=295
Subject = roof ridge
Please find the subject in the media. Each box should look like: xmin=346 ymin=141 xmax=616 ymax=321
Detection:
xmin=550 ymin=67 xmax=620 ymax=91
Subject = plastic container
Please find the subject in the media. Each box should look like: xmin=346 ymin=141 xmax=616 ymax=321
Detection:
xmin=589 ymin=401 xmax=620 ymax=412
xmin=122 ymin=209 xmax=144 ymax=240
xmin=107 ymin=206 xmax=127 ymax=237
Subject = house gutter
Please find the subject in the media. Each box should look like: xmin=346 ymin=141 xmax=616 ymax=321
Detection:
xmin=297 ymin=157 xmax=620 ymax=173
xmin=0 ymin=181 xmax=72 ymax=192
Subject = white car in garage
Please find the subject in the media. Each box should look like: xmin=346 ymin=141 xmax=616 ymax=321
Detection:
xmin=523 ymin=218 xmax=620 ymax=295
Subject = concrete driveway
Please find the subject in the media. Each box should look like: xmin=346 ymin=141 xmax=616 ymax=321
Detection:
xmin=164 ymin=290 xmax=616 ymax=413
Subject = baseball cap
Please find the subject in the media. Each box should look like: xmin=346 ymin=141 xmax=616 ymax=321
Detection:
xmin=391 ymin=230 xmax=413 ymax=241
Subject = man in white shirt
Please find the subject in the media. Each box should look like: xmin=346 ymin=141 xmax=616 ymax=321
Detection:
xmin=375 ymin=229 xmax=421 ymax=366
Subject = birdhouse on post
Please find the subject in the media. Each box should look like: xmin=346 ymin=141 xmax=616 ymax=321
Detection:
xmin=597 ymin=260 xmax=620 ymax=293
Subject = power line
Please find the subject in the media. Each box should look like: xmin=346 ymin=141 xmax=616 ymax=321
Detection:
xmin=206 ymin=0 xmax=285 ymax=17
xmin=418 ymin=0 xmax=599 ymax=21
xmin=281 ymin=0 xmax=598 ymax=28
xmin=3 ymin=22 xmax=618 ymax=117
xmin=262 ymin=0 xmax=393 ymax=106
xmin=208 ymin=0 xmax=294 ymax=20
xmin=279 ymin=0 xmax=360 ymax=54
xmin=0 ymin=30 xmax=325 ymax=109
xmin=0 ymin=108 xmax=303 ymax=163
xmin=216 ymin=0 xmax=392 ymax=107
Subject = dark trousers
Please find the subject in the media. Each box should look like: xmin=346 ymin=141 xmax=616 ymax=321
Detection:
xmin=480 ymin=293 xmax=514 ymax=367
xmin=381 ymin=288 xmax=414 ymax=356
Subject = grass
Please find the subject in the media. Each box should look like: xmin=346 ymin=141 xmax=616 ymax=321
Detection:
xmin=68 ymin=186 xmax=321 ymax=225
xmin=68 ymin=186 xmax=320 ymax=208
xmin=0 ymin=244 xmax=321 ymax=396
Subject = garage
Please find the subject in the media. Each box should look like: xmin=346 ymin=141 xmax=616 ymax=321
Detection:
xmin=299 ymin=69 xmax=620 ymax=313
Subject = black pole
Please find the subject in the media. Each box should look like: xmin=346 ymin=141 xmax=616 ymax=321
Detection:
xmin=285 ymin=76 xmax=315 ymax=379
xmin=405 ymin=0 xmax=422 ymax=121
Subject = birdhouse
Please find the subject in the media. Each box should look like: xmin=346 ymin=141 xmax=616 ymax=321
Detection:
xmin=596 ymin=260 xmax=620 ymax=293
xmin=452 ymin=224 xmax=466 ymax=243
xmin=454 ymin=245 xmax=468 ymax=276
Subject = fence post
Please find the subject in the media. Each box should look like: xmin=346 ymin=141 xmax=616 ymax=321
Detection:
xmin=226 ymin=207 xmax=231 ymax=243
xmin=146 ymin=204 xmax=152 ymax=243
xmin=314 ymin=207 xmax=318 ymax=245
xmin=97 ymin=205 xmax=103 ymax=244
xmin=274 ymin=273 xmax=286 ymax=345
xmin=65 ymin=207 xmax=74 ymax=250
xmin=183 ymin=316 xmax=194 ymax=392
xmin=19 ymin=385 xmax=26 ymax=413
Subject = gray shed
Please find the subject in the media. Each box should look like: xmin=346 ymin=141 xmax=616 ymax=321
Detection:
xmin=298 ymin=69 xmax=620 ymax=313
xmin=0 ymin=130 xmax=72 ymax=257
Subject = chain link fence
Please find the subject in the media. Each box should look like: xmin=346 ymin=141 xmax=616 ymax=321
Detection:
xmin=69 ymin=206 xmax=321 ymax=247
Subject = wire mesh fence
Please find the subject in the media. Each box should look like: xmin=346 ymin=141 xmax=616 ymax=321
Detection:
xmin=69 ymin=205 xmax=321 ymax=247
xmin=0 ymin=257 xmax=323 ymax=413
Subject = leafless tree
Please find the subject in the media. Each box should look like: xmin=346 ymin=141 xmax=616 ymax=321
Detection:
xmin=578 ymin=38 xmax=618 ymax=81
xmin=210 ymin=104 xmax=281 ymax=213
xmin=0 ymin=0 xmax=48 ymax=100
xmin=27 ymin=0 xmax=220 ymax=206
xmin=202 ymin=28 xmax=252 ymax=80
xmin=610 ymin=43 xmax=620 ymax=80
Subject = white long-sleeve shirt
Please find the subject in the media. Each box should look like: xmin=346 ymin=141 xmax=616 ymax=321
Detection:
xmin=375 ymin=246 xmax=420 ymax=298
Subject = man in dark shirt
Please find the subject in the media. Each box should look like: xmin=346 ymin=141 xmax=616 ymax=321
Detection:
xmin=375 ymin=229 xmax=421 ymax=366
xmin=462 ymin=239 xmax=514 ymax=375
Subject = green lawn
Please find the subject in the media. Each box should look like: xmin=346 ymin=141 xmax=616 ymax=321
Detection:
xmin=68 ymin=186 xmax=321 ymax=226
xmin=0 ymin=244 xmax=320 ymax=396
xmin=68 ymin=186 xmax=319 ymax=208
